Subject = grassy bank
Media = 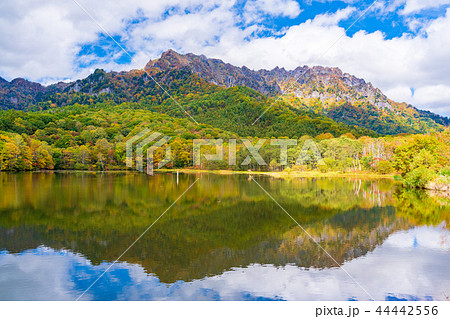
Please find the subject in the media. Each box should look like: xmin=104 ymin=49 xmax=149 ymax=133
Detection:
xmin=157 ymin=168 xmax=397 ymax=179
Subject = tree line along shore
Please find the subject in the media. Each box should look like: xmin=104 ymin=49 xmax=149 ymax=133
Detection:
xmin=0 ymin=104 xmax=449 ymax=190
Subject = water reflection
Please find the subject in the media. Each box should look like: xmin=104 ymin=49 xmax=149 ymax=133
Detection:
xmin=0 ymin=172 xmax=448 ymax=300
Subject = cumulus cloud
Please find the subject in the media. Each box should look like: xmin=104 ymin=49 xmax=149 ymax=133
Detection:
xmin=243 ymin=0 xmax=302 ymax=23
xmin=0 ymin=0 xmax=449 ymax=115
xmin=400 ymin=0 xmax=450 ymax=15
xmin=0 ymin=0 xmax=240 ymax=81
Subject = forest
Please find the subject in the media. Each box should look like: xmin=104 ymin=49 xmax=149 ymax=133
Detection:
xmin=0 ymin=101 xmax=449 ymax=190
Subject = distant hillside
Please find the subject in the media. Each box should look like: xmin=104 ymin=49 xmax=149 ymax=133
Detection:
xmin=154 ymin=85 xmax=376 ymax=138
xmin=0 ymin=50 xmax=448 ymax=135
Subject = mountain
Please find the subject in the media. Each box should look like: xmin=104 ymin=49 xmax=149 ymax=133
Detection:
xmin=0 ymin=76 xmax=375 ymax=140
xmin=0 ymin=50 xmax=448 ymax=135
xmin=145 ymin=49 xmax=282 ymax=95
xmin=0 ymin=77 xmax=68 ymax=110
xmin=145 ymin=50 xmax=450 ymax=134
xmin=161 ymin=85 xmax=376 ymax=138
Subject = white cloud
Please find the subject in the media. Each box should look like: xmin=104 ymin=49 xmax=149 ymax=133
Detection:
xmin=312 ymin=6 xmax=356 ymax=26
xmin=243 ymin=0 xmax=302 ymax=23
xmin=386 ymin=84 xmax=450 ymax=116
xmin=0 ymin=0 xmax=238 ymax=81
xmin=372 ymin=0 xmax=450 ymax=15
xmin=400 ymin=0 xmax=450 ymax=15
xmin=0 ymin=1 xmax=450 ymax=116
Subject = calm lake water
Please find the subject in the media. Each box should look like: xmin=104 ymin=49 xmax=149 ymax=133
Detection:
xmin=0 ymin=172 xmax=448 ymax=301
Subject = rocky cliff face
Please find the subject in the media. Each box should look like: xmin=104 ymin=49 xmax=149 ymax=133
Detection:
xmin=145 ymin=49 xmax=282 ymax=95
xmin=144 ymin=50 xmax=392 ymax=110
xmin=0 ymin=77 xmax=69 ymax=110
xmin=270 ymin=65 xmax=392 ymax=110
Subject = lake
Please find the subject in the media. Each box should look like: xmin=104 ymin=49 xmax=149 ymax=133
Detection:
xmin=0 ymin=172 xmax=448 ymax=301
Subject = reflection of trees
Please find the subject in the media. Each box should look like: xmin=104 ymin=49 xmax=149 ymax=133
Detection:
xmin=277 ymin=207 xmax=409 ymax=268
xmin=275 ymin=177 xmax=397 ymax=211
xmin=0 ymin=207 xmax=404 ymax=283
xmin=0 ymin=172 xmax=444 ymax=283
xmin=394 ymin=188 xmax=450 ymax=229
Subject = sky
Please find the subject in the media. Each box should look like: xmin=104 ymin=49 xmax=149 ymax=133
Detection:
xmin=0 ymin=0 xmax=450 ymax=116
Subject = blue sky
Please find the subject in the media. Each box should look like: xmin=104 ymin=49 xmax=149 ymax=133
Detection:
xmin=76 ymin=0 xmax=450 ymax=70
xmin=0 ymin=0 xmax=450 ymax=115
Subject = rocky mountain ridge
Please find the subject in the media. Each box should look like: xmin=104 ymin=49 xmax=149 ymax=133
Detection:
xmin=145 ymin=49 xmax=391 ymax=109
xmin=0 ymin=49 xmax=448 ymax=134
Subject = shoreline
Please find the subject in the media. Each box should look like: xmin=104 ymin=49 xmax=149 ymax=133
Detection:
xmin=157 ymin=168 xmax=397 ymax=180
xmin=4 ymin=169 xmax=450 ymax=195
xmin=1 ymin=168 xmax=397 ymax=179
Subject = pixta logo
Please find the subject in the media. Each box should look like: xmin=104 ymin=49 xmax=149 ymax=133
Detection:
xmin=126 ymin=129 xmax=172 ymax=175
xmin=126 ymin=129 xmax=324 ymax=175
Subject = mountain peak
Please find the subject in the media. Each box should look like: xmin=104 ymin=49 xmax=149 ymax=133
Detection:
xmin=144 ymin=50 xmax=282 ymax=95
xmin=161 ymin=48 xmax=181 ymax=57
xmin=10 ymin=78 xmax=43 ymax=92
xmin=145 ymin=49 xmax=190 ymax=72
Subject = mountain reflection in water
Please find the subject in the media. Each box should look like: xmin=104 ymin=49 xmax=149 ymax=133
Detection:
xmin=0 ymin=172 xmax=448 ymax=300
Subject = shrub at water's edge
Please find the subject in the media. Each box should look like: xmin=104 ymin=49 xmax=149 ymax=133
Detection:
xmin=426 ymin=174 xmax=450 ymax=192
xmin=393 ymin=133 xmax=450 ymax=190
